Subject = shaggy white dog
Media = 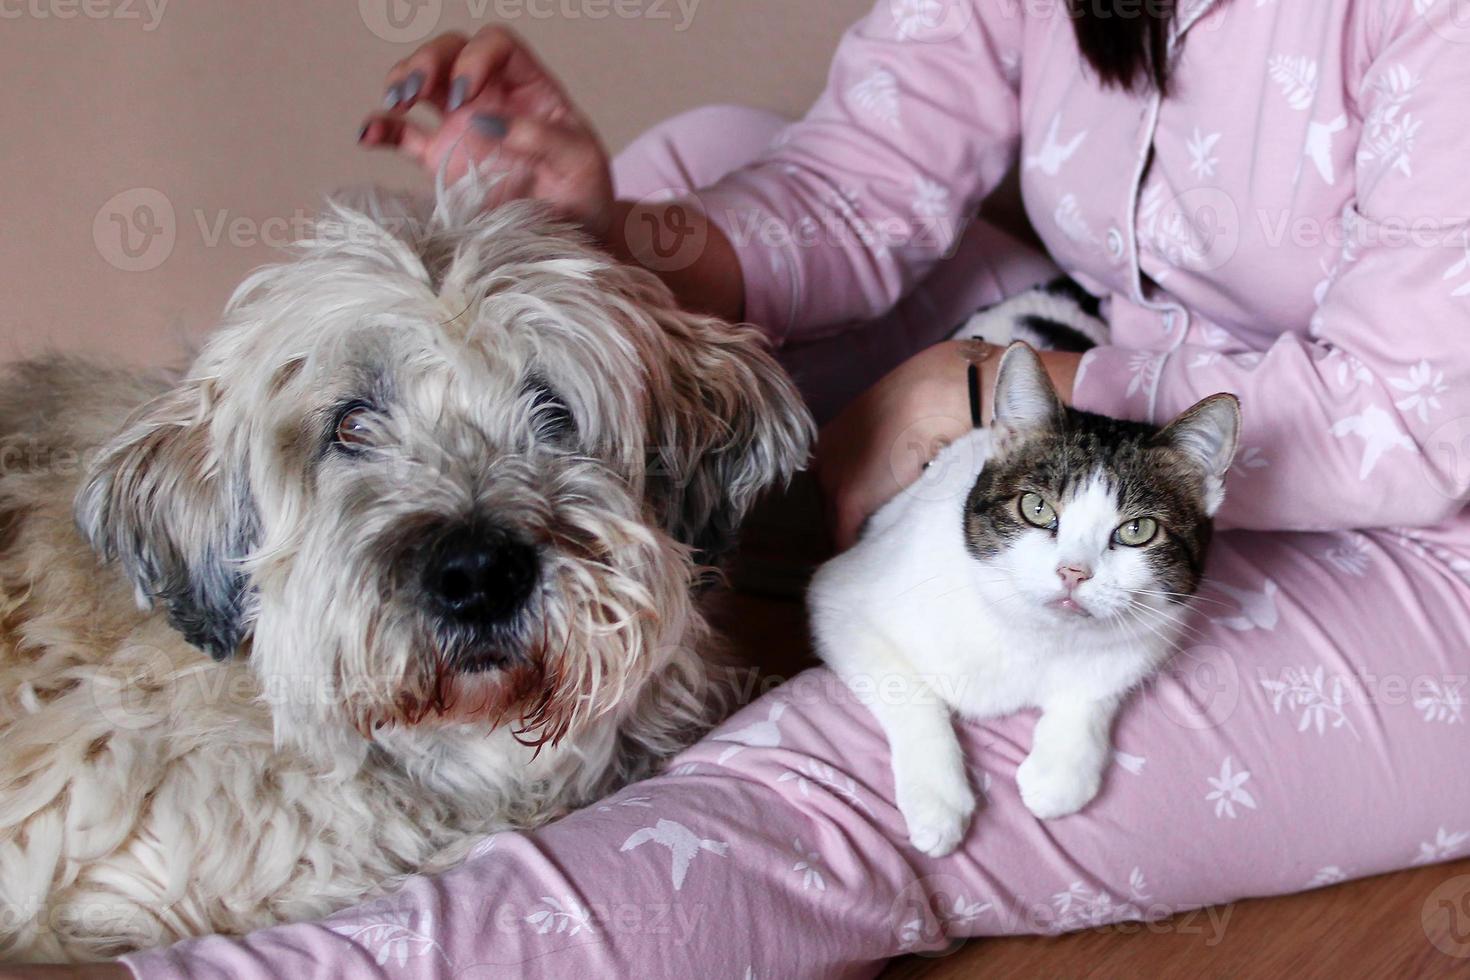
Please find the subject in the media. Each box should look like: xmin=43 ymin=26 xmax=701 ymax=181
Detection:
xmin=0 ymin=191 xmax=812 ymax=962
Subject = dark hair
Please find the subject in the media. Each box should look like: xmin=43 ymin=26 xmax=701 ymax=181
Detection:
xmin=1068 ymin=0 xmax=1179 ymax=95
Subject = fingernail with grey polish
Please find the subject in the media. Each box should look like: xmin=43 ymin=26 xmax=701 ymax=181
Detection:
xmin=472 ymin=114 xmax=508 ymax=139
xmin=447 ymin=76 xmax=469 ymax=112
xmin=400 ymin=70 xmax=424 ymax=103
xmin=382 ymin=84 xmax=402 ymax=109
xmin=357 ymin=122 xmax=370 ymax=143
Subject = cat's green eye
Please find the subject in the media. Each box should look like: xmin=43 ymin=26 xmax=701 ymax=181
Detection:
xmin=1017 ymin=492 xmax=1057 ymax=530
xmin=1114 ymin=517 xmax=1159 ymax=547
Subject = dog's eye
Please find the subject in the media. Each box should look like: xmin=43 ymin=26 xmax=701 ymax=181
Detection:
xmin=528 ymin=382 xmax=575 ymax=440
xmin=333 ymin=402 xmax=378 ymax=451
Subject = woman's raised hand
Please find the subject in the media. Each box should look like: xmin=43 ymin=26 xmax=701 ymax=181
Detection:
xmin=359 ymin=26 xmax=615 ymax=235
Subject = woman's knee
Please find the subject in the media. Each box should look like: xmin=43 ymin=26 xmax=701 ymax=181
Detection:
xmin=611 ymin=104 xmax=790 ymax=199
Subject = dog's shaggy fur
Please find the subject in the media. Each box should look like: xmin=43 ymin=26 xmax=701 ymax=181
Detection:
xmin=0 ymin=192 xmax=812 ymax=962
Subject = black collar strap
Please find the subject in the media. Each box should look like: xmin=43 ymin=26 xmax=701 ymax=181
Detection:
xmin=967 ymin=361 xmax=983 ymax=429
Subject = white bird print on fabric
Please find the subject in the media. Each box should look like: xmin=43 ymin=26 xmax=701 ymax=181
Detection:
xmin=1212 ymin=579 xmax=1281 ymax=632
xmin=620 ymin=819 xmax=728 ymax=890
xmin=1024 ymin=113 xmax=1087 ymax=176
xmin=1114 ymin=751 xmax=1147 ymax=775
xmin=1331 ymin=405 xmax=1415 ymax=479
xmin=1303 ymin=114 xmax=1347 ymax=184
xmin=709 ymin=702 xmax=787 ymax=764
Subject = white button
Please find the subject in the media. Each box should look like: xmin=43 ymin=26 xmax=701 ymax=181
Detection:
xmin=1106 ymin=228 xmax=1125 ymax=260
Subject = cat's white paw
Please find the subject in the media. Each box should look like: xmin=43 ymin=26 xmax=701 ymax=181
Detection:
xmin=1016 ymin=752 xmax=1099 ymax=820
xmin=896 ymin=772 xmax=977 ymax=857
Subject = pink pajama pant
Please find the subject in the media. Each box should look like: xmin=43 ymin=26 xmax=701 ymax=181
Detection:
xmin=122 ymin=107 xmax=1470 ymax=979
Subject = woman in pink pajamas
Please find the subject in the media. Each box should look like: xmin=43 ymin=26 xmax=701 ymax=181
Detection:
xmin=49 ymin=1 xmax=1470 ymax=976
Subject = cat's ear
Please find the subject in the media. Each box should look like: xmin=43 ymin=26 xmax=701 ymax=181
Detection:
xmin=991 ymin=342 xmax=1064 ymax=433
xmin=1155 ymin=393 xmax=1241 ymax=516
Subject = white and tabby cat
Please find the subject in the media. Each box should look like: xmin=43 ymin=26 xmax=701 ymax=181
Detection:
xmin=809 ymin=329 xmax=1239 ymax=857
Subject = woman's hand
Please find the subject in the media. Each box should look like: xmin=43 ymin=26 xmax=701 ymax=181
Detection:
xmin=359 ymin=27 xmax=614 ymax=236
xmin=816 ymin=341 xmax=1080 ymax=551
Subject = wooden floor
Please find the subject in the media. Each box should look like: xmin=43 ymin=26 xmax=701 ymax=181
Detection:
xmin=712 ymin=489 xmax=1470 ymax=980
xmin=884 ymin=858 xmax=1470 ymax=978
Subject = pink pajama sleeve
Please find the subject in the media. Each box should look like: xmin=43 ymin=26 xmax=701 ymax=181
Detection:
xmin=686 ymin=0 xmax=1024 ymax=341
xmin=122 ymin=528 xmax=1470 ymax=979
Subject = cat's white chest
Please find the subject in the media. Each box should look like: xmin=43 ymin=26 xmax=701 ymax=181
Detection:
xmin=873 ymin=570 xmax=1140 ymax=719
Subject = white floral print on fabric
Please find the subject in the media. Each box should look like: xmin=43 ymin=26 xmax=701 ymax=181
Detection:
xmin=1413 ymin=679 xmax=1465 ymax=725
xmin=330 ymin=907 xmax=450 ymax=969
xmin=1413 ymin=827 xmax=1470 ymax=865
xmin=1259 ymin=666 xmax=1361 ymax=739
xmin=1357 ymin=65 xmax=1422 ymax=182
xmin=848 ymin=66 xmax=901 ymax=127
xmin=777 ymin=759 xmax=877 ymax=816
xmin=1205 ymin=757 xmax=1258 ymax=819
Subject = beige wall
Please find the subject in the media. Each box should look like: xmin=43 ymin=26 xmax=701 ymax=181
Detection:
xmin=0 ymin=0 xmax=869 ymax=367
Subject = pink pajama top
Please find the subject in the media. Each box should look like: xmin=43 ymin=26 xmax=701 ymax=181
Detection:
xmin=698 ymin=0 xmax=1470 ymax=534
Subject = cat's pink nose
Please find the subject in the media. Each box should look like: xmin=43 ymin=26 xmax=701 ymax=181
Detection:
xmin=1056 ymin=563 xmax=1093 ymax=590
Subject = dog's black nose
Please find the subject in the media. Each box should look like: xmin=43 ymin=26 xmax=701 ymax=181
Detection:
xmin=422 ymin=527 xmax=539 ymax=625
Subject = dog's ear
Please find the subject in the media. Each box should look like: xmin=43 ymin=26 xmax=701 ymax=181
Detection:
xmin=645 ymin=309 xmax=814 ymax=563
xmin=75 ymin=377 xmax=258 ymax=660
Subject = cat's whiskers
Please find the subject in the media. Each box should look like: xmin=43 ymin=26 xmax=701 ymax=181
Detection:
xmin=1117 ymin=605 xmax=1188 ymax=654
xmin=1130 ymin=588 xmax=1231 ymax=609
xmin=1116 ymin=597 xmax=1199 ymax=649
xmin=1121 ymin=590 xmax=1213 ymax=635
xmin=1123 ymin=596 xmax=1203 ymax=637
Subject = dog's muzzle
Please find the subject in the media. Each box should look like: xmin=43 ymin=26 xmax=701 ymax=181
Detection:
xmin=420 ymin=523 xmax=539 ymax=668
